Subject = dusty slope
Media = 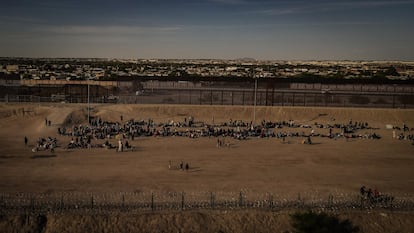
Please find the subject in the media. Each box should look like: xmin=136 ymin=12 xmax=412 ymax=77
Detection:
xmin=1 ymin=103 xmax=413 ymax=133
xmin=96 ymin=104 xmax=414 ymax=126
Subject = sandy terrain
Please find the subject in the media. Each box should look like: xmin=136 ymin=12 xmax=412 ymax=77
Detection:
xmin=1 ymin=103 xmax=414 ymax=233
xmin=0 ymin=103 xmax=413 ymax=196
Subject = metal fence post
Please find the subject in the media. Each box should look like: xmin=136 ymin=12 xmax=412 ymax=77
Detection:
xmin=210 ymin=192 xmax=215 ymax=209
xmin=392 ymin=94 xmax=396 ymax=108
xmin=60 ymin=194 xmax=64 ymax=210
xmin=181 ymin=192 xmax=185 ymax=210
xmin=292 ymin=93 xmax=295 ymax=106
xmin=329 ymin=194 xmax=333 ymax=209
xmin=91 ymin=195 xmax=94 ymax=209
xmin=0 ymin=193 xmax=3 ymax=210
xmin=269 ymin=194 xmax=273 ymax=210
xmin=151 ymin=192 xmax=154 ymax=211
xmin=30 ymin=194 xmax=35 ymax=212
xmin=239 ymin=191 xmax=243 ymax=207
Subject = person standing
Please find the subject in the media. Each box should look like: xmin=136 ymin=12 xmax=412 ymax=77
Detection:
xmin=24 ymin=136 xmax=28 ymax=146
xmin=367 ymin=188 xmax=373 ymax=199
xmin=360 ymin=186 xmax=366 ymax=196
xmin=118 ymin=139 xmax=123 ymax=152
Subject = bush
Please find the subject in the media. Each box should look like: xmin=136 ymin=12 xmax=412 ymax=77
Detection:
xmin=290 ymin=211 xmax=359 ymax=233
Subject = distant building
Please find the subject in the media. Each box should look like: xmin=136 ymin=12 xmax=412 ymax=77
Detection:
xmin=92 ymin=68 xmax=105 ymax=79
xmin=6 ymin=65 xmax=19 ymax=73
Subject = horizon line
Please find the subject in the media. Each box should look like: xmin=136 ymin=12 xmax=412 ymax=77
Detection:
xmin=1 ymin=56 xmax=414 ymax=63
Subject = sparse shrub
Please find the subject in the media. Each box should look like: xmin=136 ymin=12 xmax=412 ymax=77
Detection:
xmin=290 ymin=211 xmax=359 ymax=233
xmin=36 ymin=215 xmax=48 ymax=233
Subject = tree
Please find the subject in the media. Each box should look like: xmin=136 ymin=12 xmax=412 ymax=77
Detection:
xmin=384 ymin=66 xmax=400 ymax=76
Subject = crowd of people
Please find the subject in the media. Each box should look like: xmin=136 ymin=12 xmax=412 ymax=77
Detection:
xmin=392 ymin=123 xmax=414 ymax=145
xmin=359 ymin=185 xmax=394 ymax=204
xmin=32 ymin=137 xmax=57 ymax=152
xmin=55 ymin=116 xmax=384 ymax=145
xmin=168 ymin=160 xmax=190 ymax=171
xmin=28 ymin=115 xmax=413 ymax=153
xmin=66 ymin=136 xmax=92 ymax=149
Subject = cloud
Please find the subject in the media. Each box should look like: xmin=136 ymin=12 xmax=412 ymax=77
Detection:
xmin=334 ymin=0 xmax=414 ymax=7
xmin=252 ymin=0 xmax=414 ymax=16
xmin=209 ymin=0 xmax=248 ymax=4
xmin=0 ymin=16 xmax=44 ymax=24
xmin=255 ymin=8 xmax=303 ymax=16
xmin=33 ymin=25 xmax=183 ymax=36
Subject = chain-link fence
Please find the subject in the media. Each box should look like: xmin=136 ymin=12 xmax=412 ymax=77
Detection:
xmin=1 ymin=191 xmax=413 ymax=215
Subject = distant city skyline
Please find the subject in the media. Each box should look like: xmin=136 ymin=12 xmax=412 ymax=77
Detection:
xmin=1 ymin=0 xmax=414 ymax=60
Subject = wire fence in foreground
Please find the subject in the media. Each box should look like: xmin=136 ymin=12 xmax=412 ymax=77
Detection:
xmin=1 ymin=191 xmax=414 ymax=214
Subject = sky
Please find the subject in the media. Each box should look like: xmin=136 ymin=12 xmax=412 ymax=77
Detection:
xmin=1 ymin=0 xmax=414 ymax=60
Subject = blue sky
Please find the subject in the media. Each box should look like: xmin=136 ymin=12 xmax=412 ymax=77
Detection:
xmin=1 ymin=0 xmax=414 ymax=60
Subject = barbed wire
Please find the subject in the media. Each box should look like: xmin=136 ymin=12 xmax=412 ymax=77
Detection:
xmin=1 ymin=191 xmax=413 ymax=215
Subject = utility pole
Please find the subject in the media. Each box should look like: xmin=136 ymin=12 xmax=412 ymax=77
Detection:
xmin=87 ymin=81 xmax=90 ymax=124
xmin=253 ymin=78 xmax=257 ymax=125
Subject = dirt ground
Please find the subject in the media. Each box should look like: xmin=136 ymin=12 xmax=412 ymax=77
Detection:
xmin=1 ymin=210 xmax=414 ymax=233
xmin=1 ymin=103 xmax=414 ymax=232
xmin=0 ymin=103 xmax=413 ymax=195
